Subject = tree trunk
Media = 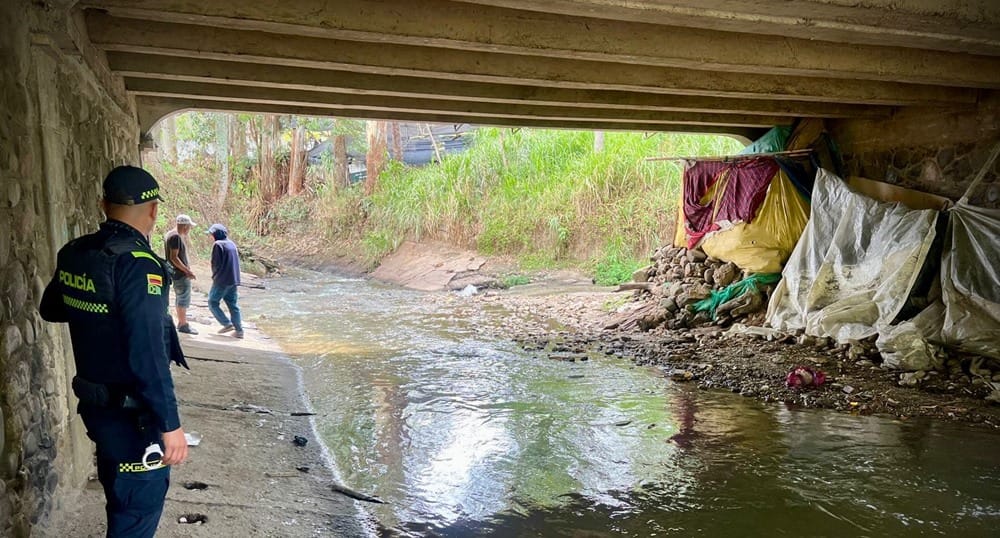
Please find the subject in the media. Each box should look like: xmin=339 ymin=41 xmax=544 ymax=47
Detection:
xmin=365 ymin=120 xmax=387 ymax=196
xmin=258 ymin=114 xmax=282 ymax=204
xmin=390 ymin=121 xmax=403 ymax=161
xmin=218 ymin=115 xmax=245 ymax=208
xmin=289 ymin=125 xmax=306 ymax=196
xmin=159 ymin=115 xmax=176 ymax=163
xmin=425 ymin=124 xmax=443 ymax=164
xmin=594 ymin=131 xmax=605 ymax=153
xmin=216 ymin=115 xmax=229 ymax=209
xmin=332 ymin=133 xmax=349 ymax=189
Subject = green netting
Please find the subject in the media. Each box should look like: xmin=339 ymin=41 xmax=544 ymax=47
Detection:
xmin=692 ymin=273 xmax=781 ymax=319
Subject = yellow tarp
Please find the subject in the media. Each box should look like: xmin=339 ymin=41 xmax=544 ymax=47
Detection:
xmin=701 ymin=171 xmax=810 ymax=273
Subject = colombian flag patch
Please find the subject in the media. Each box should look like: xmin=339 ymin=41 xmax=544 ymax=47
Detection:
xmin=147 ymin=274 xmax=163 ymax=295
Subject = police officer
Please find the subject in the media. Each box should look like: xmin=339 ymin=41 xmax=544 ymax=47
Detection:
xmin=40 ymin=166 xmax=189 ymax=537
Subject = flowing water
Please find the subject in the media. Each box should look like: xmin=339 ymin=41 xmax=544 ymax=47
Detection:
xmin=244 ymin=270 xmax=1000 ymax=537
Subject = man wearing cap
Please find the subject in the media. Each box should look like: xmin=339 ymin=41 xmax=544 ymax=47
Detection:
xmin=39 ymin=165 xmax=189 ymax=537
xmin=205 ymin=223 xmax=244 ymax=338
xmin=165 ymin=214 xmax=198 ymax=335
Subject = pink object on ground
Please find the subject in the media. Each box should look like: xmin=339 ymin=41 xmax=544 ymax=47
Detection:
xmin=786 ymin=366 xmax=827 ymax=389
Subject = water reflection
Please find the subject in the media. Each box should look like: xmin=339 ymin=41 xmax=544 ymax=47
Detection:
xmin=246 ymin=271 xmax=1000 ymax=537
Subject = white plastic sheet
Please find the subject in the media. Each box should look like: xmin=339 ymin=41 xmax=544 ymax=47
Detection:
xmin=939 ymin=203 xmax=1000 ymax=359
xmin=767 ymin=169 xmax=938 ymax=343
xmin=876 ymin=303 xmax=945 ymax=371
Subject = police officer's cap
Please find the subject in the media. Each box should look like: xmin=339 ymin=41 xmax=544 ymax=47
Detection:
xmin=102 ymin=166 xmax=164 ymax=206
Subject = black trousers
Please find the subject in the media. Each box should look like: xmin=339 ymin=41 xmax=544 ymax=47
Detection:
xmin=80 ymin=408 xmax=170 ymax=538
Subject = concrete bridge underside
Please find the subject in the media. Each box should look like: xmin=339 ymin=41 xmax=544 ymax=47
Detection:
xmin=78 ymin=0 xmax=1000 ymax=138
xmin=2 ymin=1 xmax=1000 ymax=535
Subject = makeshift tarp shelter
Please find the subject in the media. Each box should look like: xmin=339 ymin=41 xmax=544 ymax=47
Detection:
xmin=768 ymin=153 xmax=1000 ymax=367
xmin=671 ymin=125 xmax=813 ymax=273
xmin=939 ymin=203 xmax=1000 ymax=358
xmin=877 ymin=192 xmax=1000 ymax=367
xmin=700 ymin=170 xmax=809 ymax=273
xmin=766 ymin=169 xmax=940 ymax=342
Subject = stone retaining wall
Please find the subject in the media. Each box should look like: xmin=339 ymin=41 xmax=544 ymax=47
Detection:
xmin=0 ymin=1 xmax=138 ymax=535
xmin=830 ymin=98 xmax=1000 ymax=208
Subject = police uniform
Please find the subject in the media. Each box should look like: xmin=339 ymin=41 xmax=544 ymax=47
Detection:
xmin=40 ymin=166 xmax=188 ymax=537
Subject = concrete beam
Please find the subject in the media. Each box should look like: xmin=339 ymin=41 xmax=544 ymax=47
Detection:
xmin=81 ymin=1 xmax=1000 ymax=88
xmin=135 ymin=95 xmax=766 ymax=140
xmin=124 ymin=77 xmax=789 ymax=127
xmin=454 ymin=0 xmax=1000 ymax=56
xmin=84 ymin=12 xmax=976 ymax=106
xmin=107 ymin=53 xmax=894 ymax=119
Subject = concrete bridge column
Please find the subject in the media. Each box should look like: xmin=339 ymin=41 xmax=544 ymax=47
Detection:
xmin=0 ymin=0 xmax=139 ymax=534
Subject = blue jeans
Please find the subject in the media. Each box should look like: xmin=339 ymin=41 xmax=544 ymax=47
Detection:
xmin=208 ymin=284 xmax=242 ymax=331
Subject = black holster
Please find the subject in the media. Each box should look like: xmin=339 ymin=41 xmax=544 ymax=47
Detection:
xmin=72 ymin=376 xmax=143 ymax=410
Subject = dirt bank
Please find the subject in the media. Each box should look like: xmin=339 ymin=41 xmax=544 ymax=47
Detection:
xmin=44 ymin=281 xmax=368 ymax=537
xmin=433 ymin=280 xmax=1000 ymax=429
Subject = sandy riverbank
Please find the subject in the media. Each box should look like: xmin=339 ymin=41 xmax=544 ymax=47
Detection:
xmin=44 ymin=266 xmax=369 ymax=537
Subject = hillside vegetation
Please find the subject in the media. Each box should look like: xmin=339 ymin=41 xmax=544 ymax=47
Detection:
xmin=147 ymin=114 xmax=742 ymax=284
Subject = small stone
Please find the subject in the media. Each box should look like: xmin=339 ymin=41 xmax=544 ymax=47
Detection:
xmin=2 ymin=324 xmax=22 ymax=357
xmin=632 ymin=266 xmax=651 ymax=283
xmin=686 ymin=249 xmax=707 ymax=263
xmin=22 ymin=430 xmax=38 ymax=458
xmin=7 ymin=181 xmax=21 ymax=208
xmin=292 ymin=435 xmax=308 ymax=447
xmin=899 ymin=372 xmax=921 ymax=387
xmin=669 ymin=369 xmax=694 ymax=382
xmin=4 ymin=262 xmax=28 ymax=316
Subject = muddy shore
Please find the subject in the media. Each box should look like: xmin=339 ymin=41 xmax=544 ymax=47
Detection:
xmin=44 ymin=268 xmax=368 ymax=537
xmin=445 ymin=280 xmax=1000 ymax=429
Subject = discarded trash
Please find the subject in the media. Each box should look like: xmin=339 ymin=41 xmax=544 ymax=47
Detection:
xmin=293 ymin=435 xmax=308 ymax=447
xmin=182 ymin=481 xmax=208 ymax=490
xmin=184 ymin=432 xmax=202 ymax=446
xmin=614 ymin=420 xmax=632 ymax=427
xmin=458 ymin=284 xmax=478 ymax=297
xmin=178 ymin=514 xmax=208 ymax=525
xmin=331 ymin=483 xmax=386 ymax=504
xmin=296 ymin=466 xmax=310 ymax=473
xmin=898 ymin=371 xmax=925 ymax=387
xmin=986 ymin=382 xmax=1000 ymax=405
xmin=290 ymin=412 xmax=316 ymax=417
xmin=786 ymin=366 xmax=826 ymax=389
xmin=232 ymin=403 xmax=273 ymax=414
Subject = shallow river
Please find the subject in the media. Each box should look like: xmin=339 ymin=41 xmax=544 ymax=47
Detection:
xmin=243 ymin=270 xmax=1000 ymax=537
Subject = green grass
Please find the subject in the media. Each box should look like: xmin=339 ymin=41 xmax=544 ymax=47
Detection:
xmin=322 ymin=128 xmax=742 ymax=284
xmin=151 ymin=118 xmax=744 ymax=284
xmin=501 ymin=274 xmax=531 ymax=288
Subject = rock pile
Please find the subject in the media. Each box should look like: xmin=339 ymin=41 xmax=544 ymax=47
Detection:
xmin=605 ymin=246 xmax=776 ymax=332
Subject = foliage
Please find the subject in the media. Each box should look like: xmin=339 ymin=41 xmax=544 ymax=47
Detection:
xmin=158 ymin=111 xmax=744 ymax=281
xmin=322 ymin=127 xmax=742 ymax=278
xmin=501 ymin=274 xmax=531 ymax=288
